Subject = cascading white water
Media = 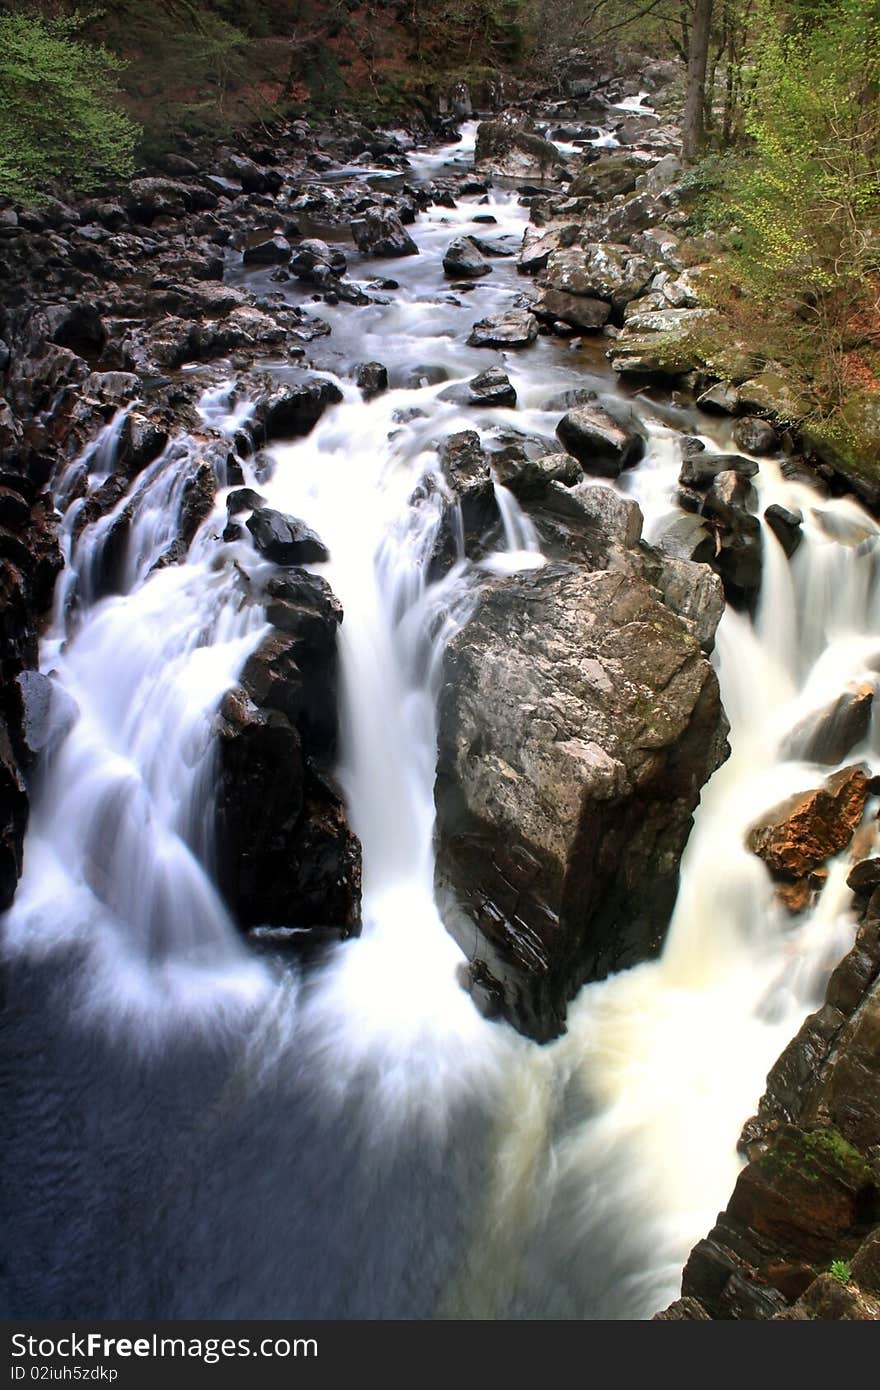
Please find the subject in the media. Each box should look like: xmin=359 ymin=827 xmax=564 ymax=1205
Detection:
xmin=4 ymin=120 xmax=880 ymax=1319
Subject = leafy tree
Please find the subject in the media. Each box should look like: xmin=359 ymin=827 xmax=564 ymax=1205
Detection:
xmin=0 ymin=11 xmax=139 ymax=202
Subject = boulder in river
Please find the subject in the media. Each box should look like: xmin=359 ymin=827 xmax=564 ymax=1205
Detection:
xmin=533 ymin=289 xmax=611 ymax=332
xmin=747 ymin=765 xmax=869 ymax=880
xmin=351 ymin=206 xmax=418 ymax=258
xmin=542 ymin=244 xmax=652 ymax=311
xmin=242 ymin=233 xmax=292 ymax=266
xmin=474 ymin=119 xmax=566 ymax=180
xmin=781 ymin=687 xmax=874 ymax=768
xmin=289 ymin=238 xmax=348 ymax=284
xmin=441 ymin=368 xmax=517 ymax=409
xmin=216 ymin=567 xmax=361 ymax=936
xmin=764 ymin=503 xmax=803 ymax=557
xmin=467 ymin=309 xmax=539 ymax=349
xmin=250 ymin=378 xmax=343 ymax=444
xmin=555 ymin=403 xmax=644 ymax=477
xmin=435 ymin=561 xmax=729 ymax=1041
xmin=732 ymin=415 xmax=779 ymax=456
xmin=355 ymin=361 xmax=388 ymax=399
xmin=443 ymin=237 xmax=491 ymax=278
xmin=246 ymin=509 xmax=329 ymax=566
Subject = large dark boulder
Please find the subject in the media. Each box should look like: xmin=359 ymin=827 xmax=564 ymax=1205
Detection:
xmin=435 ymin=562 xmax=729 ymax=1041
xmin=216 ymin=568 xmax=361 ymax=936
xmin=246 ymin=509 xmax=329 ymax=566
xmin=443 ymin=237 xmax=491 ymax=279
xmin=555 ymin=403 xmax=644 ymax=477
xmin=250 ymin=378 xmax=343 ymax=444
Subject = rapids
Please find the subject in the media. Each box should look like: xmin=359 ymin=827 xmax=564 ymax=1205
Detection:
xmin=2 ymin=122 xmax=878 ymax=1320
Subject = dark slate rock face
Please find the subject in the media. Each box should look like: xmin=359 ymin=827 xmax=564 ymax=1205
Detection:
xmin=216 ymin=567 xmax=361 ymax=939
xmin=435 ymin=559 xmax=729 ymax=1041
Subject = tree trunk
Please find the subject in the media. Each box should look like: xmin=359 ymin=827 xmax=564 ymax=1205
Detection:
xmin=682 ymin=0 xmax=713 ymax=159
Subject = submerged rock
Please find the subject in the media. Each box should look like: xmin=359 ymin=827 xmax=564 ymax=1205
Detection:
xmin=781 ymin=686 xmax=874 ymax=767
xmin=435 ymin=562 xmax=729 ymax=1041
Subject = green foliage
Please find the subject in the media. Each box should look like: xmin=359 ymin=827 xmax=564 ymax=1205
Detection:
xmin=0 ymin=11 xmax=139 ymax=202
xmin=829 ymin=1258 xmax=853 ymax=1284
xmin=712 ymin=0 xmax=880 ymax=299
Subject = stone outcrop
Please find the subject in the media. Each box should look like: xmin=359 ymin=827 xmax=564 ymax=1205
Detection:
xmin=474 ymin=119 xmax=566 ymax=180
xmin=435 ymin=502 xmax=730 ymax=1041
xmin=216 ymin=568 xmax=361 ymax=940
xmin=665 ymin=883 xmax=880 ymax=1320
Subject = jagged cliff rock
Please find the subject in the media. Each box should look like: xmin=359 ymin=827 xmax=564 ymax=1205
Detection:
xmin=435 ymin=488 xmax=729 ymax=1042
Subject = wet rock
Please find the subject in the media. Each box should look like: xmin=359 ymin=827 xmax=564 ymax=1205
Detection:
xmin=356 ymin=362 xmax=388 ymax=399
xmin=682 ymin=1125 xmax=877 ymax=1318
xmin=492 ymin=451 xmax=583 ymax=501
xmin=847 ymin=856 xmax=880 ymax=895
xmin=435 ymin=564 xmax=729 ymax=1040
xmin=782 ymin=685 xmax=874 ymax=766
xmin=696 ymin=381 xmax=740 ymax=415
xmin=289 ymin=238 xmax=347 ymax=284
xmin=251 ymin=378 xmax=343 ymax=443
xmin=118 ymin=412 xmax=168 ymax=476
xmin=679 ymin=448 xmax=758 ymax=489
xmin=555 ymin=403 xmax=644 ymax=477
xmin=733 ymin=416 xmax=779 ymax=455
xmin=443 ymin=368 xmax=517 ymax=409
xmin=764 ymin=503 xmax=804 ymax=557
xmin=697 ymin=470 xmax=763 ymax=608
xmin=216 ymin=692 xmax=360 ymax=936
xmin=542 ymin=244 xmax=652 ymax=311
xmin=351 ymin=206 xmax=418 ymax=258
xmin=242 ymin=232 xmax=292 ymax=266
xmin=474 ymin=119 xmax=566 ymax=180
xmin=227 ymin=487 xmax=266 ymax=516
xmin=468 ymin=309 xmax=539 ymax=349
xmin=178 ymin=464 xmax=216 ymax=548
xmin=246 ymin=509 xmax=329 ymax=566
xmin=0 ymin=714 xmax=27 ymax=910
xmin=747 ymin=765 xmax=869 ymax=880
xmin=443 ymin=237 xmax=491 ymax=278
xmin=533 ymin=289 xmax=611 ymax=332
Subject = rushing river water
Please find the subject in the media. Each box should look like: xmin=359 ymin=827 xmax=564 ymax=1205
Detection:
xmin=2 ymin=123 xmax=878 ymax=1320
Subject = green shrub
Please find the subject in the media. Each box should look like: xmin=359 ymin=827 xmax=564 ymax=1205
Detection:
xmin=0 ymin=11 xmax=139 ymax=202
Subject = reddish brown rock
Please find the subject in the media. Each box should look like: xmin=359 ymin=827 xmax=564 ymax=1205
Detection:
xmin=747 ymin=765 xmax=868 ymax=880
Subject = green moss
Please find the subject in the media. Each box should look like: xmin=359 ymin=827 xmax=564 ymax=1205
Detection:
xmin=757 ymin=1126 xmax=870 ymax=1187
xmin=803 ymin=392 xmax=880 ymax=486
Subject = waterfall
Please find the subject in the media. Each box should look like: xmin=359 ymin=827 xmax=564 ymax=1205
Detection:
xmin=3 ymin=119 xmax=878 ymax=1321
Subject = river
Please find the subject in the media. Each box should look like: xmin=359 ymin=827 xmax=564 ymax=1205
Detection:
xmin=1 ymin=121 xmax=877 ymax=1320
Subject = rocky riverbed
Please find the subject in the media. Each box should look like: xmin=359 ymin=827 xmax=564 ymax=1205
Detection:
xmin=2 ymin=49 xmax=879 ymax=1320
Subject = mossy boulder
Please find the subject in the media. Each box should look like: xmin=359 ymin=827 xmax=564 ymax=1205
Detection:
xmin=803 ymin=391 xmax=880 ymax=508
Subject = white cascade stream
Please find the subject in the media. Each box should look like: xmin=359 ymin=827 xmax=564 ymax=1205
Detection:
xmin=3 ymin=120 xmax=879 ymax=1318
